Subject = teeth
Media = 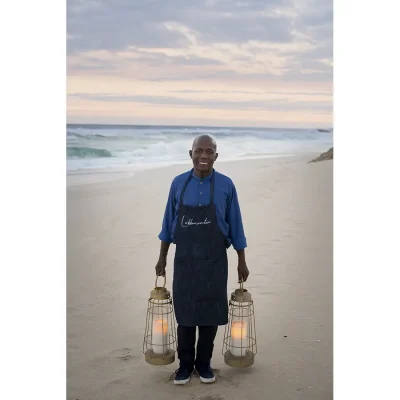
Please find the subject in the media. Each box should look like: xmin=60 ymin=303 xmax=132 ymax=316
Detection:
xmin=199 ymin=162 xmax=208 ymax=165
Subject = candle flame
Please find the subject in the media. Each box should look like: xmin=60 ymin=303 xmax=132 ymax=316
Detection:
xmin=153 ymin=318 xmax=168 ymax=334
xmin=231 ymin=321 xmax=247 ymax=339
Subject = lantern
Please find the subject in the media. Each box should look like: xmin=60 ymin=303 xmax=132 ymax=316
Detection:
xmin=143 ymin=276 xmax=176 ymax=365
xmin=222 ymin=280 xmax=257 ymax=368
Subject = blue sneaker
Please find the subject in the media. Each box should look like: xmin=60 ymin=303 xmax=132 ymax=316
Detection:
xmin=196 ymin=364 xmax=216 ymax=384
xmin=173 ymin=367 xmax=193 ymax=385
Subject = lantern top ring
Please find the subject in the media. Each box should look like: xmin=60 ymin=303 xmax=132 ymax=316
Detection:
xmin=150 ymin=275 xmax=170 ymax=300
xmin=231 ymin=279 xmax=252 ymax=302
xmin=155 ymin=275 xmax=166 ymax=289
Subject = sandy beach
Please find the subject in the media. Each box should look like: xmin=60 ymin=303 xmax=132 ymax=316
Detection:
xmin=67 ymin=154 xmax=333 ymax=400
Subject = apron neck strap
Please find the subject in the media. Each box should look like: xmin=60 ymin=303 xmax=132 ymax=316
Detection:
xmin=179 ymin=169 xmax=215 ymax=206
xmin=209 ymin=172 xmax=214 ymax=203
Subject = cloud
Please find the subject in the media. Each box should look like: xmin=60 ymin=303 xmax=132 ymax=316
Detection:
xmin=67 ymin=0 xmax=332 ymax=53
xmin=67 ymin=0 xmax=332 ymax=80
xmin=168 ymin=89 xmax=332 ymax=96
xmin=67 ymin=0 xmax=332 ymax=126
xmin=69 ymin=92 xmax=332 ymax=113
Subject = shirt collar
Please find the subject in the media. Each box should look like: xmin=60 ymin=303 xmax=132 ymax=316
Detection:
xmin=190 ymin=168 xmax=214 ymax=182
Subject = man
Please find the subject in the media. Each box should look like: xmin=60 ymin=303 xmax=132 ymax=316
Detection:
xmin=155 ymin=134 xmax=249 ymax=385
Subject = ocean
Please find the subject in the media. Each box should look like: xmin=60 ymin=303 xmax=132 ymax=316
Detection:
xmin=66 ymin=124 xmax=333 ymax=173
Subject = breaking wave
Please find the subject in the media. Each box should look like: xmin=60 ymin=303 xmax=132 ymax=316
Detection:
xmin=67 ymin=146 xmax=113 ymax=159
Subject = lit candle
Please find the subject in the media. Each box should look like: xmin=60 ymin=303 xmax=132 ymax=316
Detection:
xmin=231 ymin=321 xmax=248 ymax=357
xmin=152 ymin=318 xmax=169 ymax=354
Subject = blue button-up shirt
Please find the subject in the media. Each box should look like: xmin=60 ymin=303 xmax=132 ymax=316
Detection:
xmin=158 ymin=169 xmax=247 ymax=251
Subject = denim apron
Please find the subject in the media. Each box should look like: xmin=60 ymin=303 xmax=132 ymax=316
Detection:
xmin=173 ymin=170 xmax=229 ymax=327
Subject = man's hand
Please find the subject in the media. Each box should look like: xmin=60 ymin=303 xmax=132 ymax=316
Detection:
xmin=155 ymin=258 xmax=167 ymax=277
xmin=237 ymin=260 xmax=249 ymax=282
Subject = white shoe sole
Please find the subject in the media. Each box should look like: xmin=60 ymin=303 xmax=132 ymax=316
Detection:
xmin=200 ymin=376 xmax=216 ymax=383
xmin=173 ymin=376 xmax=191 ymax=385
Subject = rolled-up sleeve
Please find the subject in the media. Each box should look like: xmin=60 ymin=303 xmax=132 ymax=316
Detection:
xmin=158 ymin=181 xmax=176 ymax=243
xmin=226 ymin=182 xmax=247 ymax=250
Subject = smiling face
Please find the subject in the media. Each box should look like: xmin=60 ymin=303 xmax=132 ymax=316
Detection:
xmin=189 ymin=135 xmax=218 ymax=178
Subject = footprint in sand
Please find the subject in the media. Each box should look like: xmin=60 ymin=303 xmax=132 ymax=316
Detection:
xmin=216 ymin=374 xmax=239 ymax=388
xmin=190 ymin=394 xmax=226 ymax=400
xmin=259 ymin=291 xmax=276 ymax=296
xmin=111 ymin=347 xmax=134 ymax=361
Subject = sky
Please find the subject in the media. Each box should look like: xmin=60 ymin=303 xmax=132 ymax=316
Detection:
xmin=67 ymin=0 xmax=332 ymax=128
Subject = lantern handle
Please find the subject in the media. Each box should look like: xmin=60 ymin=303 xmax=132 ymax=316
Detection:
xmin=155 ymin=275 xmax=166 ymax=289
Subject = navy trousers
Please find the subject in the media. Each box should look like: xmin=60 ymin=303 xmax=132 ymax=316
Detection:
xmin=177 ymin=325 xmax=218 ymax=370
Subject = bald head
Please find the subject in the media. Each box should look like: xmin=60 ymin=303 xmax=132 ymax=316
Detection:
xmin=192 ymin=135 xmax=217 ymax=151
xmin=189 ymin=134 xmax=218 ymax=177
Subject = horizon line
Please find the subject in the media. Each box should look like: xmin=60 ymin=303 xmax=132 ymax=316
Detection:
xmin=66 ymin=122 xmax=333 ymax=130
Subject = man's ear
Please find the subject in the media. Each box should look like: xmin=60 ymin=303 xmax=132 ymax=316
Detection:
xmin=215 ymin=152 xmax=218 ymax=161
xmin=189 ymin=150 xmax=193 ymax=159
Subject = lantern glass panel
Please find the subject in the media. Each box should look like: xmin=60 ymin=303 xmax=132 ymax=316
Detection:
xmin=150 ymin=302 xmax=170 ymax=354
xmin=230 ymin=304 xmax=250 ymax=356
